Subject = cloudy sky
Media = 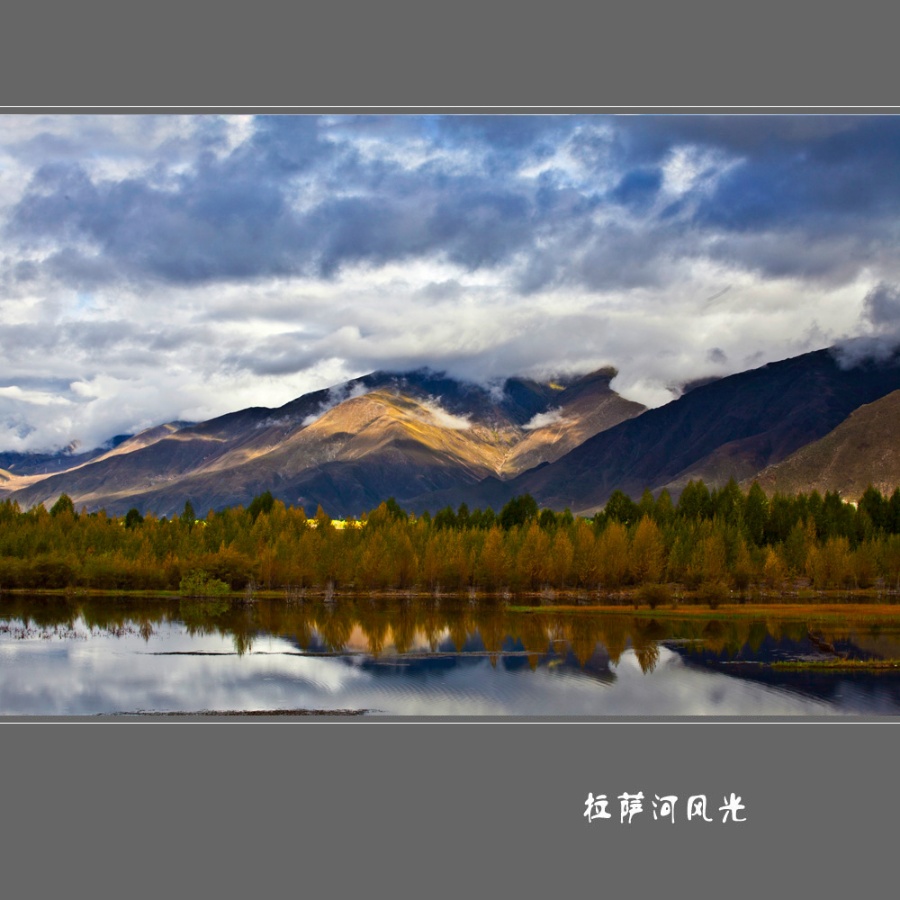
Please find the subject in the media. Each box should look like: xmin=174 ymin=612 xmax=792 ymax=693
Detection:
xmin=2 ymin=113 xmax=900 ymax=453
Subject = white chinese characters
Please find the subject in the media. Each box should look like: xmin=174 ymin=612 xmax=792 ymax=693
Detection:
xmin=585 ymin=792 xmax=746 ymax=824
xmin=583 ymin=793 xmax=612 ymax=822
xmin=652 ymin=794 xmax=678 ymax=823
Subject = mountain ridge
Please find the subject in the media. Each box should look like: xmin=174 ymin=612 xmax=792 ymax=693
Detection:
xmin=6 ymin=346 xmax=900 ymax=518
xmin=0 ymin=367 xmax=644 ymax=516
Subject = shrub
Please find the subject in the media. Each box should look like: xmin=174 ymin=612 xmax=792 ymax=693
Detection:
xmin=637 ymin=583 xmax=672 ymax=609
xmin=179 ymin=570 xmax=231 ymax=597
xmin=696 ymin=580 xmax=728 ymax=609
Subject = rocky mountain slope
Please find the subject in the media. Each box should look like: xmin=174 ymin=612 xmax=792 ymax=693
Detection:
xmin=748 ymin=389 xmax=900 ymax=501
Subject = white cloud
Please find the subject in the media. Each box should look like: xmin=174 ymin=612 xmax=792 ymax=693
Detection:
xmin=523 ymin=408 xmax=566 ymax=430
xmin=301 ymin=380 xmax=372 ymax=427
xmin=0 ymin=385 xmax=73 ymax=406
xmin=417 ymin=399 xmax=472 ymax=430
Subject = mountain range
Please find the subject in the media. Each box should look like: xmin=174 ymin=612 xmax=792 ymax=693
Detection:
xmin=0 ymin=368 xmax=643 ymax=516
xmin=3 ymin=345 xmax=900 ymax=517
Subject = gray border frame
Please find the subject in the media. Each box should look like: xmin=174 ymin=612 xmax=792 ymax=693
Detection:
xmin=2 ymin=5 xmax=898 ymax=896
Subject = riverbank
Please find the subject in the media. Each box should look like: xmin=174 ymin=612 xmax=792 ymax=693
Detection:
xmin=4 ymin=582 xmax=900 ymax=615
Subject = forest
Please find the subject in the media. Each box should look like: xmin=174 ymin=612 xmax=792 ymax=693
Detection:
xmin=2 ymin=480 xmax=900 ymax=600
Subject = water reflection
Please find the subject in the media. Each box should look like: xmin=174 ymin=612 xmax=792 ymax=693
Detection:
xmin=3 ymin=594 xmax=900 ymax=715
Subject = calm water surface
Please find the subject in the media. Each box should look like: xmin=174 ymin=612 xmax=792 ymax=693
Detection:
xmin=3 ymin=595 xmax=900 ymax=716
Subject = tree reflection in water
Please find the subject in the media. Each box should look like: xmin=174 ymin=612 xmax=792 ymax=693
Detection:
xmin=6 ymin=593 xmax=900 ymax=714
xmin=3 ymin=593 xmax=900 ymax=669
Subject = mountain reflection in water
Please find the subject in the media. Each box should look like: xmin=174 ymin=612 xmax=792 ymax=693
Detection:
xmin=2 ymin=595 xmax=900 ymax=716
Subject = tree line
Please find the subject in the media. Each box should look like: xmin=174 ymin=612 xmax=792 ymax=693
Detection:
xmin=2 ymin=480 xmax=900 ymax=596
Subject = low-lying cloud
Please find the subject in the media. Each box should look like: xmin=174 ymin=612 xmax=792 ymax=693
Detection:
xmin=833 ymin=282 xmax=900 ymax=369
xmin=417 ymin=399 xmax=472 ymax=431
xmin=301 ymin=381 xmax=371 ymax=426
xmin=523 ymin=409 xmax=567 ymax=431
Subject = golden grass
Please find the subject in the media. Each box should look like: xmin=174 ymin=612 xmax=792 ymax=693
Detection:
xmin=771 ymin=659 xmax=900 ymax=670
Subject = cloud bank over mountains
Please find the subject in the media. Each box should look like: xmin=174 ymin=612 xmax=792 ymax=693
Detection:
xmin=2 ymin=114 xmax=900 ymax=452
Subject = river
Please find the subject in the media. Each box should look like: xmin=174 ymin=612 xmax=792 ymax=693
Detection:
xmin=3 ymin=594 xmax=900 ymax=715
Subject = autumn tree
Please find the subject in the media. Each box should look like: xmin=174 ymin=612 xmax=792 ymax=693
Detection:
xmin=476 ymin=526 xmax=507 ymax=591
xmin=629 ymin=516 xmax=666 ymax=584
xmin=595 ymin=520 xmax=629 ymax=588
xmin=547 ymin=528 xmax=575 ymax=587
